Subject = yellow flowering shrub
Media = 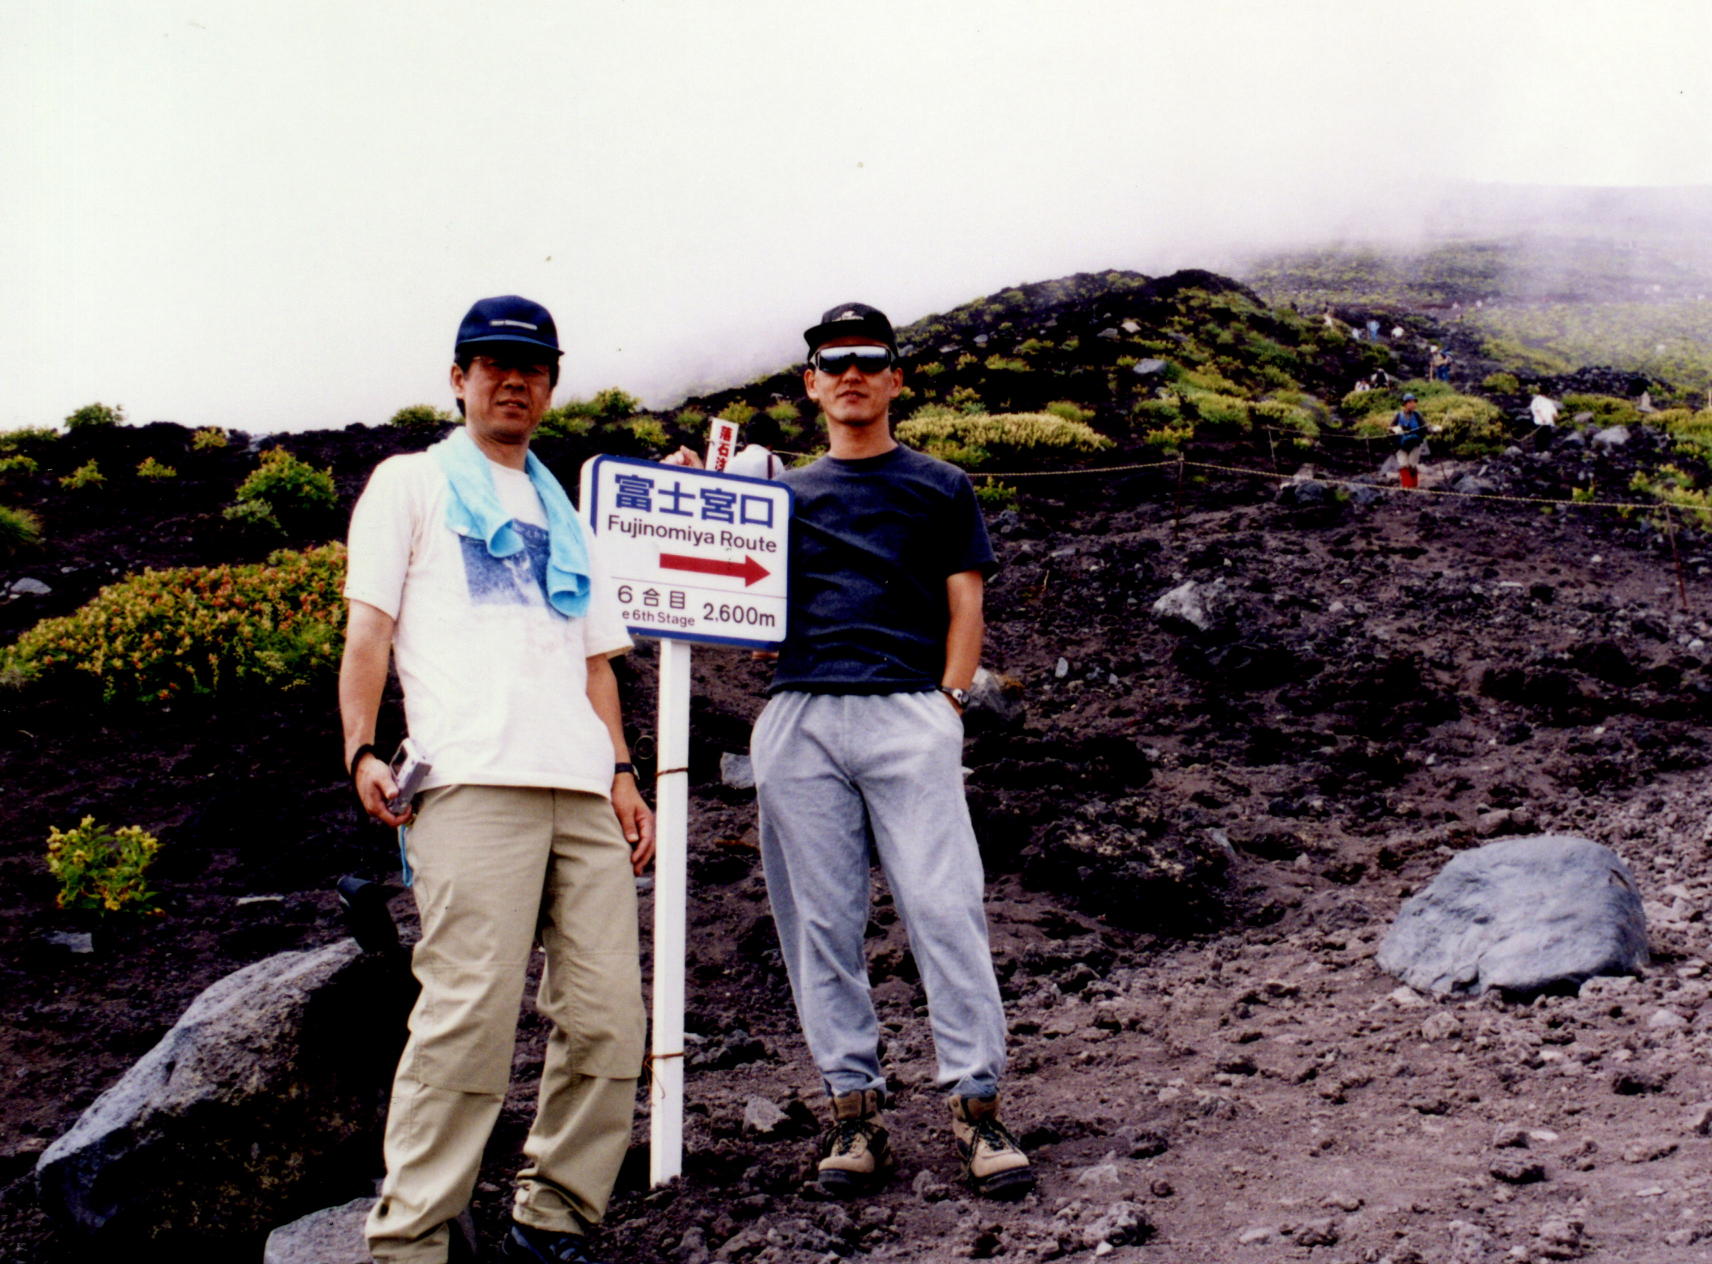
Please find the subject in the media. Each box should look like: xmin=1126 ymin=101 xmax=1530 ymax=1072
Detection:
xmin=46 ymin=817 xmax=163 ymax=916
xmin=2 ymin=543 xmax=347 ymax=705
xmin=897 ymin=406 xmax=1112 ymax=470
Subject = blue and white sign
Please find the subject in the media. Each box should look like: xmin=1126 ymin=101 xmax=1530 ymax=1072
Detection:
xmin=580 ymin=454 xmax=793 ymax=648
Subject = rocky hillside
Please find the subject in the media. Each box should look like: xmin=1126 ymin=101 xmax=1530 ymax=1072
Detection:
xmin=3 ymin=266 xmax=1712 ymax=1261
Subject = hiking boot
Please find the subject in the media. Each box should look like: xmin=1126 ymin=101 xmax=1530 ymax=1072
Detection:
xmin=948 ymin=1094 xmax=1035 ymax=1199
xmin=500 ymin=1220 xmax=610 ymax=1263
xmin=815 ymin=1089 xmax=894 ymax=1197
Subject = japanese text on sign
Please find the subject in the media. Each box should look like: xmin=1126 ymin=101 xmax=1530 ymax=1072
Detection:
xmin=580 ymin=455 xmax=793 ymax=649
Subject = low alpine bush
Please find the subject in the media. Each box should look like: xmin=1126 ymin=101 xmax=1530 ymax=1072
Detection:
xmin=225 ymin=448 xmax=337 ymax=535
xmin=2 ymin=543 xmax=348 ymax=705
xmin=46 ymin=818 xmax=163 ymax=916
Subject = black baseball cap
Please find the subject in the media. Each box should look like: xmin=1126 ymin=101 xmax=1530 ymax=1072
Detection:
xmin=803 ymin=302 xmax=898 ymax=355
xmin=454 ymin=295 xmax=563 ymax=360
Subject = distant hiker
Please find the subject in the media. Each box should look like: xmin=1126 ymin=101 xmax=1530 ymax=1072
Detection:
xmin=1367 ymin=318 xmax=1380 ymax=342
xmin=1372 ymin=367 xmax=1393 ymax=389
xmin=1391 ymin=324 xmax=1405 ymax=340
xmin=1353 ymin=377 xmax=1372 ymax=394
xmin=1637 ymin=390 xmax=1656 ymax=414
xmin=340 ymin=295 xmax=651 ymax=1264
xmin=750 ymin=302 xmax=1033 ymax=1201
xmin=1429 ymin=346 xmax=1451 ymax=382
xmin=1529 ymin=390 xmax=1559 ymax=452
xmin=1391 ymin=392 xmax=1430 ymax=489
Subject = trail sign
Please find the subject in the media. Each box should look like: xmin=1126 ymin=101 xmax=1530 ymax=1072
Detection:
xmin=579 ymin=454 xmax=792 ymax=649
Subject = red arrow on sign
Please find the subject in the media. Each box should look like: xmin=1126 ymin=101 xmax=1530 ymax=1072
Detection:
xmin=660 ymin=552 xmax=771 ymax=587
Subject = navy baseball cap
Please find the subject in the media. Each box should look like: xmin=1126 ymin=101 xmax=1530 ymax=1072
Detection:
xmin=454 ymin=295 xmax=562 ymax=360
xmin=803 ymin=302 xmax=898 ymax=355
xmin=1402 ymin=392 xmax=1417 ymax=402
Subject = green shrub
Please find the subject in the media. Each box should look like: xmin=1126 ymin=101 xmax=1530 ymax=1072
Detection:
xmin=45 ymin=818 xmax=162 ymax=916
xmin=589 ymin=388 xmax=642 ymax=420
xmin=537 ymin=404 xmax=593 ymax=439
xmin=984 ymin=355 xmax=1029 ymax=373
xmin=1252 ymin=399 xmax=1320 ymax=440
xmin=65 ymin=402 xmax=124 ymax=431
xmin=1184 ymin=391 xmax=1251 ymax=433
xmin=225 ymin=448 xmax=337 ymax=535
xmin=1 ymin=543 xmax=347 ymax=705
xmin=675 ymin=407 xmax=706 ymax=427
xmin=1482 ymin=372 xmax=1521 ymax=394
xmin=973 ymin=480 xmax=1018 ymax=510
xmin=1562 ymin=393 xmax=1641 ymax=428
xmin=0 ymin=503 xmax=41 ymax=551
xmin=766 ymin=401 xmax=800 ymax=424
xmin=191 ymin=427 xmax=229 ymax=450
xmin=60 ymin=460 xmax=105 ymax=490
xmin=628 ymin=417 xmax=669 ymax=448
xmin=1140 ymin=423 xmax=1195 ymax=452
xmin=0 ymin=505 xmax=42 ymax=554
xmin=388 ymin=404 xmax=454 ymax=432
xmin=1044 ymin=401 xmax=1093 ymax=425
xmin=897 ymin=407 xmax=1112 ymax=470
xmin=946 ymin=386 xmax=984 ymax=415
xmin=0 ymin=454 xmax=39 ymax=479
xmin=720 ymin=401 xmax=757 ymax=427
xmin=0 ymin=426 xmax=59 ymax=454
xmin=1133 ymin=397 xmax=1185 ymax=430
xmin=136 ymin=456 xmax=177 ymax=480
xmin=1341 ymin=387 xmax=1399 ymax=417
xmin=1016 ymin=338 xmax=1051 ymax=356
xmin=917 ymin=361 xmax=945 ymax=378
xmin=1631 ymin=466 xmax=1712 ymax=527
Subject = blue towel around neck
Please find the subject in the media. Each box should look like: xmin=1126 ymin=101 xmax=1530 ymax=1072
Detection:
xmin=432 ymin=428 xmax=592 ymax=618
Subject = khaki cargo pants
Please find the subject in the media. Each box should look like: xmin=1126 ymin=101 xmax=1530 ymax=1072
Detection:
xmin=366 ymin=785 xmax=644 ymax=1264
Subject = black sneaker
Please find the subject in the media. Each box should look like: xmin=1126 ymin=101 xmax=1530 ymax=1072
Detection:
xmin=501 ymin=1220 xmax=611 ymax=1264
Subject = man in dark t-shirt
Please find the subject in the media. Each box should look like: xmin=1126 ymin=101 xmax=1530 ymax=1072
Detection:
xmin=750 ymin=303 xmax=1034 ymax=1201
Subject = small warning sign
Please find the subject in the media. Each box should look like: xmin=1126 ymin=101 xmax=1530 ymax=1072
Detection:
xmin=579 ymin=454 xmax=792 ymax=648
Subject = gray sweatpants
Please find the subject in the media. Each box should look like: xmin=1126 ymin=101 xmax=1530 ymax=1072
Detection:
xmin=751 ymin=690 xmax=1007 ymax=1099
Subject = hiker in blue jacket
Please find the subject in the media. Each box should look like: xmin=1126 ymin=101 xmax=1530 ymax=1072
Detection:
xmin=1391 ymin=393 xmax=1429 ymax=489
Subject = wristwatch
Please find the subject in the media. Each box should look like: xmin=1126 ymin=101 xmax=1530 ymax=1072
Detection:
xmin=613 ymin=762 xmax=636 ymax=778
xmin=938 ymin=686 xmax=970 ymax=709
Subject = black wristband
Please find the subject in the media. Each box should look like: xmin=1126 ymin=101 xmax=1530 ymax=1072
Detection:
xmin=613 ymin=762 xmax=636 ymax=778
xmin=349 ymin=744 xmax=378 ymax=783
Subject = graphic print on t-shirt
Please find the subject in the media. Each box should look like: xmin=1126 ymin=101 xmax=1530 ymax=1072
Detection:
xmin=460 ymin=521 xmax=550 ymax=606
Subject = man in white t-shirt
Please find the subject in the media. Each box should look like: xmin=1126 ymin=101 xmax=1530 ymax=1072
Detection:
xmin=340 ymin=296 xmax=651 ymax=1264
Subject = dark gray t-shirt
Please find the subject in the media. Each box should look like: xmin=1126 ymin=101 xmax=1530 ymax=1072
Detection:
xmin=771 ymin=445 xmax=996 ymax=694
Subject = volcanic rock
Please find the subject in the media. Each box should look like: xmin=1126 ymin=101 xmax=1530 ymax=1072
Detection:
xmin=1376 ymin=835 xmax=1648 ymax=996
xmin=36 ymin=939 xmax=413 ymax=1246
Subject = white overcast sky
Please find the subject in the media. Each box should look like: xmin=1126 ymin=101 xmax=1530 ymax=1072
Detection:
xmin=5 ymin=0 xmax=1710 ymax=433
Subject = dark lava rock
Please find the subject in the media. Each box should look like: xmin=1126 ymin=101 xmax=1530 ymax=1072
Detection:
xmin=1377 ymin=835 xmax=1648 ymax=997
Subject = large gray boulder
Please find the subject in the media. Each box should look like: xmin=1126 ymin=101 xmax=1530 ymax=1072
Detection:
xmin=263 ymin=1198 xmax=476 ymax=1264
xmin=1377 ymin=835 xmax=1648 ymax=996
xmin=37 ymin=938 xmax=414 ymax=1247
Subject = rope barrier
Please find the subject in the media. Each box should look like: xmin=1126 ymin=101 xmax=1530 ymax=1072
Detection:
xmin=767 ymin=445 xmax=1673 ymax=515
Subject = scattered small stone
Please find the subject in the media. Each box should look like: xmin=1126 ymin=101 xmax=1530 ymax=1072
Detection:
xmin=1389 ymin=986 xmax=1430 ymax=1009
xmin=1236 ymin=1225 xmax=1275 ymax=1245
xmin=1294 ymin=1218 xmax=1340 ymax=1248
xmin=1621 ymin=1139 xmax=1677 ymax=1163
xmin=1421 ymin=1011 xmax=1462 ymax=1041
xmin=1324 ymin=1192 xmax=1364 ymax=1212
xmin=719 ymin=753 xmax=755 ymax=790
xmin=1612 ymin=1068 xmax=1671 ymax=1095
xmin=1073 ymin=1152 xmax=1124 ymax=1186
xmin=1081 ymin=1201 xmax=1154 ymax=1250
xmin=911 ymin=1169 xmax=952 ymax=1202
xmin=1489 ymin=1156 xmax=1547 ymax=1185
xmin=741 ymin=1096 xmax=788 ymax=1137
xmin=1534 ymin=1217 xmax=1587 ymax=1260
xmin=1646 ymin=1008 xmax=1687 ymax=1030
xmin=1578 ymin=975 xmax=1635 ymax=998
xmin=8 ymin=577 xmax=51 ymax=597
xmin=1054 ymin=657 xmax=1070 ymax=679
xmin=44 ymin=931 xmax=94 ymax=954
xmin=1126 ymin=1128 xmax=1168 ymax=1159
xmin=1149 ymin=1179 xmax=1174 ymax=1198
xmin=1492 ymin=1125 xmax=1529 ymax=1150
xmin=1687 ymin=1103 xmax=1712 ymax=1136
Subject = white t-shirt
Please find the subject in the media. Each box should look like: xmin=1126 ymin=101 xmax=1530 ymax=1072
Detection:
xmin=344 ymin=450 xmax=632 ymax=797
xmin=1530 ymin=395 xmax=1560 ymax=427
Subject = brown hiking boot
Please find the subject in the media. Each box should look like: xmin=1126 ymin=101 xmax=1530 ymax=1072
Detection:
xmin=948 ymin=1094 xmax=1035 ymax=1199
xmin=815 ymin=1089 xmax=894 ymax=1197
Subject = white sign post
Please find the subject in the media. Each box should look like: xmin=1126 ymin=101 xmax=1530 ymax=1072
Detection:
xmin=579 ymin=453 xmax=791 ymax=1187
